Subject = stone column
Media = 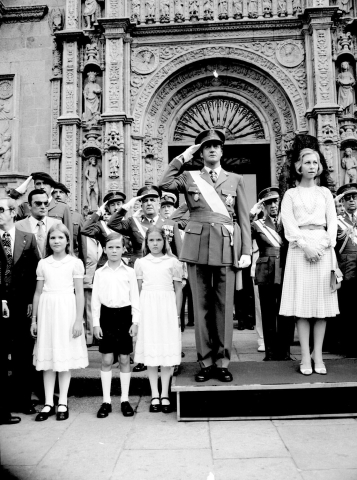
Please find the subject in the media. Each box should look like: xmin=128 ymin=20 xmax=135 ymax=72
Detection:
xmin=303 ymin=6 xmax=341 ymax=187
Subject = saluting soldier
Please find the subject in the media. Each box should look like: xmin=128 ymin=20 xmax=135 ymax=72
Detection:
xmin=251 ymin=187 xmax=293 ymax=361
xmin=335 ymin=183 xmax=357 ymax=357
xmin=159 ymin=129 xmax=251 ymax=382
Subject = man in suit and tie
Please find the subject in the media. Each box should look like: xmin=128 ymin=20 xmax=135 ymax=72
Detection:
xmin=159 ymin=129 xmax=251 ymax=382
xmin=335 ymin=183 xmax=357 ymax=357
xmin=250 ymin=187 xmax=293 ymax=361
xmin=0 ymin=197 xmax=39 ymax=415
xmin=8 ymin=172 xmax=73 ymax=242
xmin=15 ymin=189 xmax=61 ymax=258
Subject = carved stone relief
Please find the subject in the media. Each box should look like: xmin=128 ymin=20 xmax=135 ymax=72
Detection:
xmin=341 ymin=147 xmax=357 ymax=184
xmin=84 ymin=155 xmax=101 ymax=208
xmin=232 ymin=0 xmax=243 ymax=18
xmin=174 ymin=0 xmax=185 ymax=22
xmin=315 ymin=30 xmax=331 ymax=103
xmin=189 ymin=0 xmax=199 ymax=20
xmin=161 ymin=1 xmax=170 ymax=23
xmin=317 ymin=115 xmax=338 ymax=144
xmin=145 ymin=0 xmax=156 ymax=23
xmin=277 ymin=0 xmax=287 ymax=17
xmin=262 ymin=0 xmax=272 ymax=18
xmin=132 ymin=48 xmax=159 ymax=75
xmin=131 ymin=0 xmax=141 ymax=23
xmin=48 ymin=7 xmax=64 ymax=33
xmin=83 ymin=0 xmax=100 ymax=29
xmin=337 ymin=62 xmax=355 ymax=116
xmin=276 ymin=41 xmax=304 ymax=68
xmin=104 ymin=123 xmax=123 ymax=151
xmin=248 ymin=0 xmax=258 ymax=19
xmin=108 ymin=39 xmax=121 ymax=110
xmin=0 ymin=79 xmax=13 ymax=172
xmin=292 ymin=0 xmax=302 ymax=15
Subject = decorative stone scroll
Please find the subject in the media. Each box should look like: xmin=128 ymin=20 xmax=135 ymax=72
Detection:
xmin=315 ymin=30 xmax=331 ymax=103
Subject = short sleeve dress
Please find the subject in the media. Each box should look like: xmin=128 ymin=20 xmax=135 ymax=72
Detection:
xmin=134 ymin=254 xmax=182 ymax=367
xmin=279 ymin=186 xmax=339 ymax=319
xmin=33 ymin=255 xmax=89 ymax=372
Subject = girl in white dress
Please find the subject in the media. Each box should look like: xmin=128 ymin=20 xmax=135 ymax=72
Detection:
xmin=134 ymin=226 xmax=183 ymax=413
xmin=31 ymin=224 xmax=88 ymax=421
xmin=280 ymin=148 xmax=339 ymax=376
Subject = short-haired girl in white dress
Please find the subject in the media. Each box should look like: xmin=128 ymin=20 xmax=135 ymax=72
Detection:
xmin=31 ymin=224 xmax=88 ymax=421
xmin=134 ymin=226 xmax=183 ymax=413
xmin=280 ymin=147 xmax=339 ymax=375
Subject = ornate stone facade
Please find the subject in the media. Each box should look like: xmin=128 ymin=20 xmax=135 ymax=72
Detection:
xmin=0 ymin=1 xmax=357 ymax=205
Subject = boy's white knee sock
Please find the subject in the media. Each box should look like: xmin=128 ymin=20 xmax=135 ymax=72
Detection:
xmin=120 ymin=372 xmax=131 ymax=403
xmin=101 ymin=370 xmax=112 ymax=404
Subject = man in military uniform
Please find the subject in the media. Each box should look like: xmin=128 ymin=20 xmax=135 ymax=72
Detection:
xmin=335 ymin=183 xmax=357 ymax=357
xmin=159 ymin=129 xmax=251 ymax=382
xmin=251 ymin=187 xmax=293 ymax=361
xmin=160 ymin=192 xmax=177 ymax=219
xmin=8 ymin=172 xmax=73 ymax=242
xmin=52 ymin=182 xmax=84 ymax=256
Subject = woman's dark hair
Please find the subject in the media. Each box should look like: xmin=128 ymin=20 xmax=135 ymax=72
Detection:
xmin=279 ymin=134 xmax=335 ymax=196
xmin=45 ymin=223 xmax=72 ymax=257
xmin=142 ymin=225 xmax=172 ymax=257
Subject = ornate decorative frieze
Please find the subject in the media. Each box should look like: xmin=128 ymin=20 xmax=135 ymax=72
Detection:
xmin=107 ymin=39 xmax=122 ymax=111
xmin=314 ymin=29 xmax=332 ymax=103
xmin=0 ymin=77 xmax=14 ymax=173
xmin=0 ymin=4 xmax=47 ymax=24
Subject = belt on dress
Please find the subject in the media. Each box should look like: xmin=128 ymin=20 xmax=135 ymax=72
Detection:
xmin=299 ymin=225 xmax=326 ymax=230
xmin=260 ymin=247 xmax=280 ymax=257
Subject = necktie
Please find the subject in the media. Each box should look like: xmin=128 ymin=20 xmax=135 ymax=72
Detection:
xmin=37 ymin=221 xmax=46 ymax=257
xmin=209 ymin=170 xmax=218 ymax=183
xmin=2 ymin=232 xmax=13 ymax=286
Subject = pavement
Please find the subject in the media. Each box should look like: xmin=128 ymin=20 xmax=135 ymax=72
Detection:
xmin=1 ymin=326 xmax=356 ymax=480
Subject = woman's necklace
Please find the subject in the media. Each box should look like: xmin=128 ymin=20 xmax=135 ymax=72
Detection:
xmin=297 ymin=185 xmax=318 ymax=215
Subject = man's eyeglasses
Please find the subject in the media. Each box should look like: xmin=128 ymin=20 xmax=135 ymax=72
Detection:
xmin=344 ymin=194 xmax=357 ymax=201
xmin=0 ymin=207 xmax=12 ymax=214
xmin=33 ymin=201 xmax=49 ymax=207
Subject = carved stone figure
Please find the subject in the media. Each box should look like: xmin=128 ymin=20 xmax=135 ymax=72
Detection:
xmin=109 ymin=153 xmax=120 ymax=179
xmin=218 ymin=0 xmax=228 ymax=19
xmin=174 ymin=0 xmax=184 ymax=22
xmin=338 ymin=32 xmax=353 ymax=53
xmin=145 ymin=0 xmax=155 ymax=23
xmin=203 ymin=0 xmax=213 ymax=20
xmin=85 ymin=156 xmax=101 ymax=207
xmin=233 ymin=0 xmax=243 ymax=18
xmin=131 ymin=0 xmax=141 ymax=23
xmin=338 ymin=0 xmax=349 ymax=13
xmin=189 ymin=0 xmax=199 ymax=20
xmin=86 ymin=40 xmax=99 ymax=63
xmin=248 ymin=0 xmax=258 ymax=19
xmin=83 ymin=71 xmax=102 ymax=125
xmin=337 ymin=62 xmax=355 ymax=116
xmin=323 ymin=144 xmax=334 ymax=172
xmin=160 ymin=0 xmax=170 ymax=22
xmin=341 ymin=148 xmax=357 ymax=184
xmin=145 ymin=156 xmax=154 ymax=183
xmin=83 ymin=0 xmax=99 ymax=29
xmin=292 ymin=0 xmax=302 ymax=14
xmin=0 ymin=133 xmax=11 ymax=171
xmin=263 ymin=0 xmax=272 ymax=17
xmin=49 ymin=7 xmax=64 ymax=33
xmin=277 ymin=0 xmax=287 ymax=16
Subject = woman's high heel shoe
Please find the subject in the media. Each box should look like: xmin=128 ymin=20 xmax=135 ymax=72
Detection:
xmin=311 ymin=354 xmax=327 ymax=375
xmin=299 ymin=363 xmax=313 ymax=376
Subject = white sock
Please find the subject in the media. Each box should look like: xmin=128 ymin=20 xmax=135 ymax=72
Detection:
xmin=101 ymin=370 xmax=112 ymax=404
xmin=120 ymin=372 xmax=131 ymax=403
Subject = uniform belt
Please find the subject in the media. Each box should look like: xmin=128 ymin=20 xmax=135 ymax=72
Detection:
xmin=299 ymin=225 xmax=326 ymax=230
xmin=190 ymin=211 xmax=233 ymax=225
xmin=260 ymin=247 xmax=280 ymax=257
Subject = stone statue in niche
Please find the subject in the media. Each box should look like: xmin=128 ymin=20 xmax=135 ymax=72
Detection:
xmin=85 ymin=156 xmax=102 ymax=208
xmin=174 ymin=0 xmax=184 ymax=22
xmin=292 ymin=0 xmax=302 ymax=14
xmin=83 ymin=0 xmax=99 ymax=29
xmin=109 ymin=152 xmax=120 ymax=179
xmin=341 ymin=148 xmax=357 ymax=184
xmin=145 ymin=156 xmax=154 ymax=184
xmin=83 ymin=71 xmax=102 ymax=126
xmin=131 ymin=0 xmax=141 ymax=23
xmin=248 ymin=0 xmax=258 ymax=19
xmin=322 ymin=144 xmax=334 ymax=172
xmin=218 ymin=0 xmax=228 ymax=19
xmin=189 ymin=0 xmax=199 ymax=20
xmin=277 ymin=0 xmax=287 ymax=16
xmin=263 ymin=0 xmax=272 ymax=17
xmin=338 ymin=0 xmax=349 ymax=13
xmin=145 ymin=0 xmax=155 ymax=23
xmin=337 ymin=32 xmax=353 ymax=53
xmin=337 ymin=62 xmax=355 ymax=116
xmin=49 ymin=7 xmax=64 ymax=33
xmin=160 ymin=0 xmax=170 ymax=23
xmin=203 ymin=0 xmax=213 ymax=20
xmin=233 ymin=0 xmax=243 ymax=18
xmin=0 ymin=133 xmax=11 ymax=171
xmin=86 ymin=40 xmax=99 ymax=63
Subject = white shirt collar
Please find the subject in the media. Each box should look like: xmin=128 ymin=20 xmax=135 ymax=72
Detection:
xmin=29 ymin=215 xmax=47 ymax=230
xmin=102 ymin=260 xmax=128 ymax=272
xmin=0 ymin=226 xmax=16 ymax=242
xmin=141 ymin=214 xmax=159 ymax=224
xmin=204 ymin=165 xmax=222 ymax=176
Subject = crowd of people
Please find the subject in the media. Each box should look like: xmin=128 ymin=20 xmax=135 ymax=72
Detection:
xmin=1 ymin=131 xmax=356 ymax=426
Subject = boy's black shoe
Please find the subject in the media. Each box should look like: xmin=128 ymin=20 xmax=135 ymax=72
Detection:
xmin=215 ymin=368 xmax=233 ymax=382
xmin=133 ymin=363 xmax=147 ymax=372
xmin=97 ymin=403 xmax=112 ymax=418
xmin=195 ymin=365 xmax=214 ymax=382
xmin=121 ymin=401 xmax=134 ymax=417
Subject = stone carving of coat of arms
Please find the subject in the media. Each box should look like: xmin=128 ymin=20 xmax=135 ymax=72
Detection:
xmin=131 ymin=48 xmax=159 ymax=75
xmin=276 ymin=41 xmax=304 ymax=68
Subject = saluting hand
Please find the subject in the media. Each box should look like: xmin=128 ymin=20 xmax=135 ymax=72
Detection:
xmin=182 ymin=144 xmax=201 ymax=163
xmin=122 ymin=195 xmax=144 ymax=211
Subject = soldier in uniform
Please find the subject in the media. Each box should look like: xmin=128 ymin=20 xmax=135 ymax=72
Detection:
xmin=52 ymin=182 xmax=84 ymax=256
xmin=159 ymin=129 xmax=251 ymax=382
xmin=335 ymin=183 xmax=357 ymax=357
xmin=251 ymin=187 xmax=293 ymax=361
xmin=160 ymin=192 xmax=177 ymax=219
xmin=8 ymin=172 xmax=73 ymax=242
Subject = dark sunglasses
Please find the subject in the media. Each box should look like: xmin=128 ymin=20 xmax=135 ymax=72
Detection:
xmin=33 ymin=201 xmax=49 ymax=207
xmin=344 ymin=194 xmax=357 ymax=201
